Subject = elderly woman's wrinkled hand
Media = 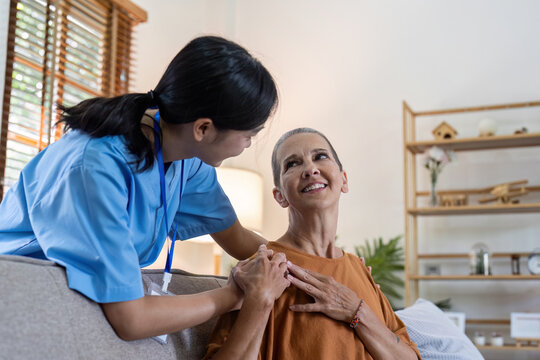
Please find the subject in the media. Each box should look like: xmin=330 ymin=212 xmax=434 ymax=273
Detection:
xmin=231 ymin=244 xmax=291 ymax=308
xmin=286 ymin=261 xmax=361 ymax=323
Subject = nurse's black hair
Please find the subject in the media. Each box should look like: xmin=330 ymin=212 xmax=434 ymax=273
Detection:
xmin=59 ymin=36 xmax=278 ymax=172
xmin=271 ymin=128 xmax=343 ymax=187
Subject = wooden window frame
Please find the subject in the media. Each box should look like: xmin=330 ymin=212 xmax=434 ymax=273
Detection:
xmin=0 ymin=0 xmax=147 ymax=199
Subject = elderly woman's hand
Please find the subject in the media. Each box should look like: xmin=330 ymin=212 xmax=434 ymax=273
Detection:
xmin=231 ymin=244 xmax=291 ymax=308
xmin=286 ymin=262 xmax=361 ymax=323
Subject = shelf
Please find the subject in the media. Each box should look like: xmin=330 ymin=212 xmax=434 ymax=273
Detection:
xmin=409 ymin=275 xmax=540 ymax=280
xmin=412 ymin=100 xmax=540 ymax=117
xmin=416 ymin=186 xmax=540 ymax=197
xmin=405 ymin=132 xmax=540 ymax=154
xmin=407 ymin=203 xmax=540 ymax=215
xmin=477 ymin=344 xmax=540 ymax=351
xmin=418 ymin=252 xmax=531 ymax=259
xmin=466 ymin=319 xmax=510 ymax=325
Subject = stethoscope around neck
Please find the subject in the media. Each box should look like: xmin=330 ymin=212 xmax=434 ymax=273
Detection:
xmin=152 ymin=110 xmax=184 ymax=292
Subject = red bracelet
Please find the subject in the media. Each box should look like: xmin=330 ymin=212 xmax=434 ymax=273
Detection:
xmin=349 ymin=299 xmax=364 ymax=329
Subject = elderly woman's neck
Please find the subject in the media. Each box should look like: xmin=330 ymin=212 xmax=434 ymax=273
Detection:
xmin=278 ymin=208 xmax=343 ymax=258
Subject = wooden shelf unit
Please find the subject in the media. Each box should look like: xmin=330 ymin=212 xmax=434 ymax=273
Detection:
xmin=402 ymin=100 xmax=540 ymax=353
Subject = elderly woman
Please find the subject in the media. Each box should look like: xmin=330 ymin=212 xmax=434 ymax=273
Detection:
xmin=205 ymin=128 xmax=421 ymax=360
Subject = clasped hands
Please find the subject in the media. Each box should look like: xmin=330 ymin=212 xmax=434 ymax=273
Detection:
xmin=230 ymin=244 xmax=374 ymax=325
xmin=229 ymin=244 xmax=291 ymax=309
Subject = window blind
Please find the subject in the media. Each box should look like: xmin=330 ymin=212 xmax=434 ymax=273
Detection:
xmin=0 ymin=0 xmax=146 ymax=198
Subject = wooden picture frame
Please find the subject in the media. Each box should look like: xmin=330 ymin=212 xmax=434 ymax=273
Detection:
xmin=444 ymin=312 xmax=466 ymax=333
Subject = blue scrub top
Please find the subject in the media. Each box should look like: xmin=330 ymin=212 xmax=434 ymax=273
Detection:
xmin=0 ymin=130 xmax=237 ymax=303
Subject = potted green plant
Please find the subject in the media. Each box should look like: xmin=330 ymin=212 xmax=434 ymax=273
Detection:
xmin=355 ymin=235 xmax=451 ymax=310
xmin=355 ymin=235 xmax=404 ymax=309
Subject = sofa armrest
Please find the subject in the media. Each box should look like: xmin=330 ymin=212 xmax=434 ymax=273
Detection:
xmin=0 ymin=255 xmax=226 ymax=360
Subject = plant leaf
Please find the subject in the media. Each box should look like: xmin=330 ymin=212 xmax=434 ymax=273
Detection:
xmin=355 ymin=235 xmax=405 ymax=308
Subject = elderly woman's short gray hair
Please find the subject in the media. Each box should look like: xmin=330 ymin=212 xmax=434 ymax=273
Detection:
xmin=271 ymin=128 xmax=343 ymax=187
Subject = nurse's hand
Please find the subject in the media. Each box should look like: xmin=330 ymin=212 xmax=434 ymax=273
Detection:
xmin=226 ymin=244 xmax=275 ymax=311
xmin=226 ymin=271 xmax=244 ymax=311
xmin=232 ymin=244 xmax=290 ymax=308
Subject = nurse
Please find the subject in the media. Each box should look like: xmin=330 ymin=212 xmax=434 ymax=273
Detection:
xmin=0 ymin=36 xmax=290 ymax=340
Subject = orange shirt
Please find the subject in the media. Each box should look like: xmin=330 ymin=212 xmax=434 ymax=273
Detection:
xmin=205 ymin=241 xmax=421 ymax=359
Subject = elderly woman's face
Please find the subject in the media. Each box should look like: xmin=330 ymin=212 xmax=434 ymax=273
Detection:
xmin=274 ymin=133 xmax=348 ymax=210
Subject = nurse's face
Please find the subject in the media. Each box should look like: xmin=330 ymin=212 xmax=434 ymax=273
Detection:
xmin=199 ymin=126 xmax=264 ymax=167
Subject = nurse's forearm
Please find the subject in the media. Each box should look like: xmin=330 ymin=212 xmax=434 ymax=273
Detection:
xmin=101 ymin=285 xmax=240 ymax=341
xmin=211 ymin=219 xmax=267 ymax=260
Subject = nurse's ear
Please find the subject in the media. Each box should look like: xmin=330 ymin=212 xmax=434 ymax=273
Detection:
xmin=273 ymin=187 xmax=289 ymax=208
xmin=192 ymin=118 xmax=217 ymax=143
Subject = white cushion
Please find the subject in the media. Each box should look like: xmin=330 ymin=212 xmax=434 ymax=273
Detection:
xmin=396 ymin=298 xmax=484 ymax=360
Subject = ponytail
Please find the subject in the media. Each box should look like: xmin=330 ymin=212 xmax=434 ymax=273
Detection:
xmin=58 ymin=36 xmax=278 ymax=173
xmin=58 ymin=92 xmax=156 ymax=172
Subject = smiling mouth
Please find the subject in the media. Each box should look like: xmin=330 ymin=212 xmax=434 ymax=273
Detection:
xmin=301 ymin=183 xmax=327 ymax=193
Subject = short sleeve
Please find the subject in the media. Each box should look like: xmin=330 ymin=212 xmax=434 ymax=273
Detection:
xmin=29 ymin=149 xmax=144 ymax=303
xmin=175 ymin=160 xmax=237 ymax=240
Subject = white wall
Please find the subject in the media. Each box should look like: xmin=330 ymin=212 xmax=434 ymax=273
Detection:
xmin=132 ymin=0 xmax=238 ymax=92
xmin=225 ymin=0 xmax=540 ymax=242
xmin=131 ymin=2 xmax=539 ymax=357
xmin=131 ymin=0 xmax=206 ymax=92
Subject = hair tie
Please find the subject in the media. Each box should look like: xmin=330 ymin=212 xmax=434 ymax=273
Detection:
xmin=147 ymin=90 xmax=158 ymax=106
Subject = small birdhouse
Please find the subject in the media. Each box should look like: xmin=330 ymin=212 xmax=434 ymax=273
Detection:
xmin=432 ymin=121 xmax=458 ymax=140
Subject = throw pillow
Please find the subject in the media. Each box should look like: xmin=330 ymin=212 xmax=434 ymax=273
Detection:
xmin=396 ymin=298 xmax=484 ymax=360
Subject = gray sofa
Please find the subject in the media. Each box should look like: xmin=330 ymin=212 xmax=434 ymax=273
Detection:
xmin=0 ymin=255 xmax=226 ymax=360
xmin=1 ymin=254 xmax=489 ymax=360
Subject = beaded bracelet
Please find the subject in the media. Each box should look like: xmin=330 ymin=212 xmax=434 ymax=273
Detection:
xmin=349 ymin=299 xmax=364 ymax=329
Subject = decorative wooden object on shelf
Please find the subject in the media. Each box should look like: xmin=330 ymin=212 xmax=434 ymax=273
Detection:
xmin=432 ymin=121 xmax=458 ymax=140
xmin=440 ymin=194 xmax=468 ymax=207
xmin=515 ymin=127 xmax=528 ymax=135
xmin=511 ymin=254 xmax=521 ymax=275
xmin=478 ymin=180 xmax=529 ymax=204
